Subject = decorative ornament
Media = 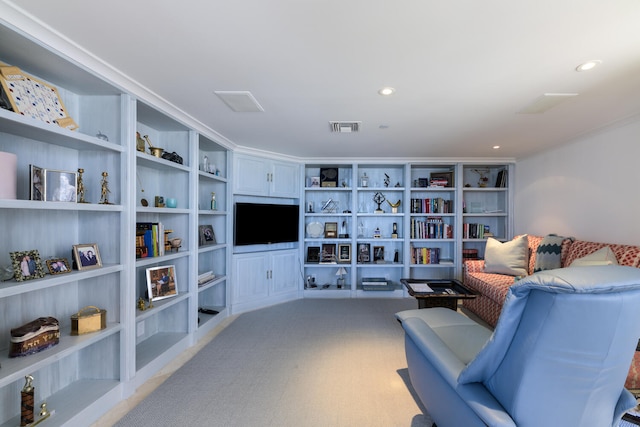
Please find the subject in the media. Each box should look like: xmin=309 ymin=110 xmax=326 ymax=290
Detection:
xmin=99 ymin=171 xmax=112 ymax=204
xmin=373 ymin=192 xmax=386 ymax=213
xmin=77 ymin=168 xmax=87 ymax=203
xmin=387 ymin=199 xmax=401 ymax=214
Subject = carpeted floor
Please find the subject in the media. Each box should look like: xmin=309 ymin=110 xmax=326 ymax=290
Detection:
xmin=114 ymin=298 xmax=432 ymax=427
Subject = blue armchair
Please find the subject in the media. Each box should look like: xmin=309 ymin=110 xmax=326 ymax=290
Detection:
xmin=396 ymin=266 xmax=640 ymax=427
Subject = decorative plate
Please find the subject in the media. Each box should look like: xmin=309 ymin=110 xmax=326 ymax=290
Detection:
xmin=306 ymin=222 xmax=324 ymax=238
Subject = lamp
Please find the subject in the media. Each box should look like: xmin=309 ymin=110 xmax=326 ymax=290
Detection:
xmin=336 ymin=266 xmax=347 ymax=288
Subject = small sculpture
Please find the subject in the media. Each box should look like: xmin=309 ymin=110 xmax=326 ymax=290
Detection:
xmin=373 ymin=192 xmax=386 ymax=213
xmin=137 ymin=297 xmax=147 ymax=311
xmin=387 ymin=199 xmax=401 ymax=214
xmin=143 ymin=135 xmax=164 ymax=157
xmin=96 ymin=131 xmax=109 ymax=141
xmin=99 ymin=171 xmax=112 ymax=204
xmin=471 ymin=168 xmax=490 ymax=188
xmin=77 ymin=168 xmax=87 ymax=203
xmin=384 ymin=173 xmax=390 ymax=187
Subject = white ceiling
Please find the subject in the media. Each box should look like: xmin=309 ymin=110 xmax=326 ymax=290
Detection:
xmin=4 ymin=0 xmax=640 ymax=160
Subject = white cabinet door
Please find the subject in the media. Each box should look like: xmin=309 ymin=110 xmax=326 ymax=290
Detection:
xmin=270 ymin=249 xmax=299 ymax=295
xmin=233 ymin=154 xmax=270 ymax=196
xmin=233 ymin=154 xmax=300 ymax=198
xmin=233 ymin=252 xmax=269 ymax=303
xmin=270 ymin=160 xmax=300 ymax=198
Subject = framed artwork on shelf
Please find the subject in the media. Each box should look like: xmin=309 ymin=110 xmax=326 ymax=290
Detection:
xmin=199 ymin=225 xmax=216 ymax=246
xmin=46 ymin=258 xmax=70 ymax=275
xmin=320 ymin=243 xmax=337 ymax=264
xmin=9 ymin=249 xmax=46 ymax=282
xmin=45 ymin=169 xmax=78 ymax=202
xmin=357 ymin=243 xmax=371 ymax=263
xmin=29 ymin=164 xmax=44 ymax=201
xmin=320 ymin=167 xmax=338 ymax=187
xmin=73 ymin=243 xmax=102 ymax=270
xmin=338 ymin=244 xmax=351 ymax=263
xmin=373 ymin=246 xmax=385 ymax=263
xmin=324 ymin=222 xmax=338 ymax=238
xmin=307 ymin=246 xmax=320 ymax=263
xmin=146 ymin=265 xmax=178 ymax=302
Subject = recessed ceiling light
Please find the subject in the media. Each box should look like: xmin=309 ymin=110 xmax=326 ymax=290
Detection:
xmin=378 ymin=87 xmax=395 ymax=96
xmin=493 ymin=145 xmax=500 ymax=149
xmin=575 ymin=60 xmax=602 ymax=72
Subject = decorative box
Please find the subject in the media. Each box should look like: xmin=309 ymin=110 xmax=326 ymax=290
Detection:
xmin=9 ymin=317 xmax=60 ymax=357
xmin=70 ymin=306 xmax=106 ymax=335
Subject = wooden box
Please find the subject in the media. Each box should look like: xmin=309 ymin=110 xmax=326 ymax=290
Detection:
xmin=71 ymin=306 xmax=106 ymax=335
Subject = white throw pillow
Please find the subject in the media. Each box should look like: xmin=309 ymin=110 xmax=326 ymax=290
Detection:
xmin=570 ymin=247 xmax=619 ymax=266
xmin=484 ymin=235 xmax=529 ymax=276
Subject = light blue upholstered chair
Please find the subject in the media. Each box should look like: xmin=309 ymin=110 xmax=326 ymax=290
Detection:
xmin=396 ymin=266 xmax=640 ymax=427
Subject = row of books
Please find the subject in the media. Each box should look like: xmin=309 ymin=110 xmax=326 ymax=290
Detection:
xmin=410 ymin=217 xmax=453 ymax=239
xmin=409 ymin=245 xmax=453 ymax=265
xmin=495 ymin=169 xmax=508 ymax=188
xmin=410 ymin=198 xmax=453 ymax=214
xmin=136 ymin=222 xmax=166 ymax=258
xmin=463 ymin=223 xmax=494 ymax=239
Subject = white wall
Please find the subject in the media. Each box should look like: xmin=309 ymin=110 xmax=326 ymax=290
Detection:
xmin=515 ymin=116 xmax=640 ymax=246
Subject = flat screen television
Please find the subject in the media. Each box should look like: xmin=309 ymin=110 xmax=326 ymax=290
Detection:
xmin=234 ymin=202 xmax=300 ymax=246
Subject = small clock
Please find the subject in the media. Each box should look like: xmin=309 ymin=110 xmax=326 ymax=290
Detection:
xmin=320 ymin=167 xmax=338 ymax=187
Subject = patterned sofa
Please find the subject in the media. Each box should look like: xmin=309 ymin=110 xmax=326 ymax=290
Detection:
xmin=463 ymin=235 xmax=640 ymax=389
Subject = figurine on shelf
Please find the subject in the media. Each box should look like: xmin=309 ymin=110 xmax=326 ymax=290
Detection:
xmin=137 ymin=297 xmax=147 ymax=311
xmin=384 ymin=173 xmax=390 ymax=187
xmin=471 ymin=168 xmax=490 ymax=188
xmin=135 ymin=131 xmax=146 ymax=153
xmin=387 ymin=199 xmax=401 ymax=214
xmin=99 ymin=171 xmax=112 ymax=204
xmin=77 ymin=168 xmax=87 ymax=203
xmin=373 ymin=192 xmax=386 ymax=213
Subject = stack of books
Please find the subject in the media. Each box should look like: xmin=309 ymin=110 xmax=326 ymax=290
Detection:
xmin=198 ymin=271 xmax=216 ymax=287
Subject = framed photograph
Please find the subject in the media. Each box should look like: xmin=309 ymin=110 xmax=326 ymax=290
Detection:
xmin=10 ymin=250 xmax=46 ymax=281
xmin=320 ymin=243 xmax=337 ymax=264
xmin=307 ymin=246 xmax=320 ymax=263
xmin=45 ymin=169 xmax=77 ymax=202
xmin=29 ymin=164 xmax=44 ymax=201
xmin=338 ymin=244 xmax=351 ymax=263
xmin=373 ymin=246 xmax=385 ymax=263
xmin=320 ymin=167 xmax=338 ymax=187
xmin=310 ymin=176 xmax=320 ymax=187
xmin=357 ymin=243 xmax=371 ymax=263
xmin=73 ymin=243 xmax=102 ymax=270
xmin=146 ymin=265 xmax=178 ymax=301
xmin=430 ymin=171 xmax=454 ymax=188
xmin=46 ymin=258 xmax=71 ymax=275
xmin=199 ymin=225 xmax=217 ymax=246
xmin=324 ymin=222 xmax=338 ymax=238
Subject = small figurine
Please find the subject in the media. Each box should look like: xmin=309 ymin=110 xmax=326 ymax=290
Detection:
xmin=384 ymin=173 xmax=390 ymax=187
xmin=138 ymin=297 xmax=147 ymax=311
xmin=373 ymin=192 xmax=386 ymax=213
xmin=77 ymin=168 xmax=87 ymax=203
xmin=96 ymin=131 xmax=109 ymax=141
xmin=99 ymin=171 xmax=112 ymax=204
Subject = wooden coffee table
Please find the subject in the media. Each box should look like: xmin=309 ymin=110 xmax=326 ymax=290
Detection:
xmin=401 ymin=278 xmax=477 ymax=310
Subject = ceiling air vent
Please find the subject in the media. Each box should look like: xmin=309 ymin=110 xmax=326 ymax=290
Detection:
xmin=329 ymin=121 xmax=361 ymax=133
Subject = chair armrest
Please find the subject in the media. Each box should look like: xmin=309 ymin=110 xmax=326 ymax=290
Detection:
xmin=464 ymin=259 xmax=485 ymax=273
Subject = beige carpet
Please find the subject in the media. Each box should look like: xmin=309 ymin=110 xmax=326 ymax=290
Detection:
xmin=111 ymin=298 xmax=432 ymax=427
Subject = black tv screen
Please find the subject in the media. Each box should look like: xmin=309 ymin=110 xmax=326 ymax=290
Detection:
xmin=234 ymin=202 xmax=300 ymax=246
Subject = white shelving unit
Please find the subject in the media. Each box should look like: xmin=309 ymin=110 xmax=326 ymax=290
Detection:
xmin=0 ymin=19 xmax=231 ymax=425
xmin=301 ymin=162 xmax=513 ymax=296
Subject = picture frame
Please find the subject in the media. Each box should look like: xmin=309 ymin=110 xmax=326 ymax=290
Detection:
xmin=324 ymin=222 xmax=338 ymax=238
xmin=73 ymin=243 xmax=102 ymax=270
xmin=29 ymin=164 xmax=44 ymax=201
xmin=310 ymin=176 xmax=320 ymax=188
xmin=307 ymin=246 xmax=320 ymax=263
xmin=373 ymin=246 xmax=385 ymax=263
xmin=430 ymin=171 xmax=454 ymax=188
xmin=320 ymin=243 xmax=337 ymax=264
xmin=199 ymin=225 xmax=216 ymax=246
xmin=45 ymin=169 xmax=77 ymax=202
xmin=146 ymin=265 xmax=178 ymax=302
xmin=46 ymin=258 xmax=71 ymax=275
xmin=338 ymin=244 xmax=351 ymax=263
xmin=10 ymin=249 xmax=46 ymax=281
xmin=357 ymin=243 xmax=371 ymax=263
xmin=320 ymin=167 xmax=338 ymax=187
